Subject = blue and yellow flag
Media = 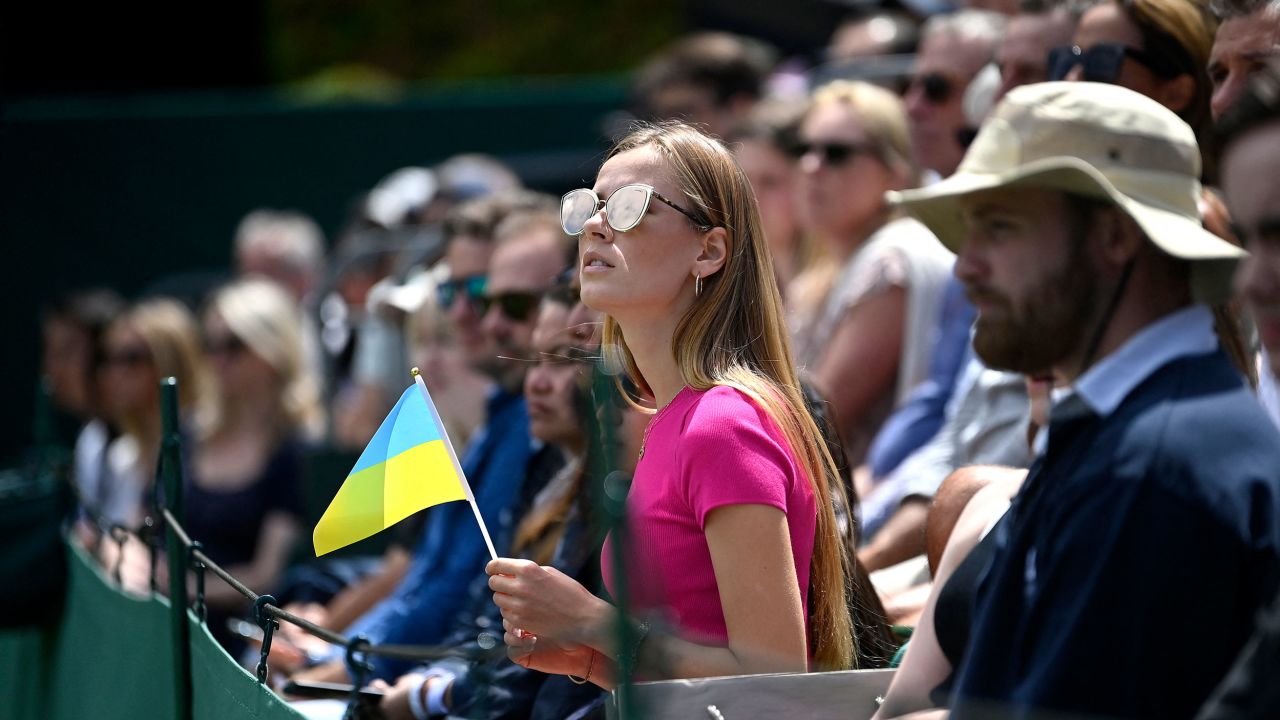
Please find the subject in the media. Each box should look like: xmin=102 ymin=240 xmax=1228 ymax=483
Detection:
xmin=313 ymin=377 xmax=468 ymax=556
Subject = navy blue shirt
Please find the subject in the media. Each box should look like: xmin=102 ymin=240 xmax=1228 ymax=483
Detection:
xmin=948 ymin=348 xmax=1280 ymax=719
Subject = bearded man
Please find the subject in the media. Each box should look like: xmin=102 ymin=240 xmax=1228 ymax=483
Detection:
xmin=887 ymin=82 xmax=1280 ymax=719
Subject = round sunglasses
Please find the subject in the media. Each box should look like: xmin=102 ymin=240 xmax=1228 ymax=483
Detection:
xmin=560 ymin=183 xmax=713 ymax=236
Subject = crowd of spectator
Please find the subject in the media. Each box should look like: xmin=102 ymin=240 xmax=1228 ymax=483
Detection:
xmin=40 ymin=0 xmax=1280 ymax=716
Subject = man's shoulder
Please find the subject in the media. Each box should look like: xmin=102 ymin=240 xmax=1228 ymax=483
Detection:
xmin=1119 ymin=351 xmax=1279 ymax=461
xmin=1112 ymin=352 xmax=1280 ymax=526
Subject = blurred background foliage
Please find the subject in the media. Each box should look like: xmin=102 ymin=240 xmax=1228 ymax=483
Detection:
xmin=266 ymin=0 xmax=684 ymax=86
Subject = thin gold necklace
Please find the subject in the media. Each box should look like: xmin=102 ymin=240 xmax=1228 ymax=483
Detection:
xmin=637 ymin=387 xmax=689 ymax=461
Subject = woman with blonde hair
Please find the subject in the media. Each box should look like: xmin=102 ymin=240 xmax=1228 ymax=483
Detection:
xmin=487 ymin=121 xmax=861 ymax=686
xmin=187 ymin=278 xmax=322 ymax=652
xmin=790 ymin=80 xmax=953 ymax=467
xmin=97 ymin=297 xmax=211 ymax=529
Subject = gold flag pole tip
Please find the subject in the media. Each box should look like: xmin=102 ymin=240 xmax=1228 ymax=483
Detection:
xmin=410 ymin=367 xmax=421 ymax=377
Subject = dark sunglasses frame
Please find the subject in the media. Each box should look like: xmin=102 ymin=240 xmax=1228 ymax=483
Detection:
xmin=791 ymin=141 xmax=879 ymax=166
xmin=561 ymin=183 xmax=714 ymax=236
xmin=910 ymin=72 xmax=958 ymax=104
xmin=479 ymin=291 xmax=544 ymax=322
xmin=1046 ymin=43 xmax=1180 ymax=84
xmin=437 ymin=275 xmax=488 ymax=310
xmin=104 ymin=347 xmax=152 ymax=367
xmin=205 ymin=334 xmax=248 ymax=356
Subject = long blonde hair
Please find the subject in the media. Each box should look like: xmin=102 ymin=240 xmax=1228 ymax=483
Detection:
xmin=118 ymin=297 xmax=213 ymax=434
xmin=204 ymin=278 xmax=324 ymax=440
xmin=601 ymin=122 xmax=855 ymax=670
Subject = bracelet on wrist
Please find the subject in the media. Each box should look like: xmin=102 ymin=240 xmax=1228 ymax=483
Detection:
xmin=568 ymin=650 xmax=595 ymax=685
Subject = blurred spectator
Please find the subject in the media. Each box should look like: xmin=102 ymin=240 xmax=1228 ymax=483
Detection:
xmin=1196 ymin=66 xmax=1280 ymax=720
xmin=234 ymin=209 xmax=326 ymax=305
xmin=1208 ymin=0 xmax=1280 ymax=119
xmin=373 ymin=284 xmax=606 ymax=720
xmin=188 ymin=278 xmax=321 ymax=653
xmin=905 ymin=10 xmax=1006 ymax=180
xmin=291 ymin=201 xmax=572 ymax=684
xmin=97 ymin=297 xmax=211 ymax=530
xmin=431 ymin=154 xmax=523 ymax=214
xmin=993 ymin=0 xmax=1082 ymax=100
xmin=965 ymin=0 xmax=1020 ymax=16
xmin=1051 ymin=0 xmax=1216 ymax=146
xmin=1218 ymin=61 xmax=1280 ymax=428
xmin=405 ymin=273 xmax=490 ymax=450
xmin=634 ymin=32 xmax=777 ymax=138
xmin=42 ymin=289 xmax=127 ymax=526
xmin=828 ymin=12 xmax=921 ymax=61
xmin=790 ymin=80 xmax=953 ymax=467
xmin=811 ymin=12 xmax=920 ymax=93
xmin=725 ymin=100 xmax=821 ymax=293
xmin=42 ymin=288 xmax=125 ymax=425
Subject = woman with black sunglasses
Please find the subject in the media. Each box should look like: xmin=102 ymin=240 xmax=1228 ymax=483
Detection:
xmin=1051 ymin=0 xmax=1215 ymax=148
xmin=790 ymin=80 xmax=953 ymax=470
xmin=486 ymin=121 xmax=869 ymax=688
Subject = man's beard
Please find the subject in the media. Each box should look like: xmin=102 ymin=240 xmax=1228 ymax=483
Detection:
xmin=970 ymin=245 xmax=1098 ymax=375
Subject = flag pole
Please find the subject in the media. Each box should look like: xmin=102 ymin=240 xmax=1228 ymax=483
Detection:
xmin=411 ymin=367 xmax=498 ymax=561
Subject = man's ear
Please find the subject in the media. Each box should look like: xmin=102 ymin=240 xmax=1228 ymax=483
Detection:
xmin=1097 ymin=209 xmax=1145 ymax=266
xmin=692 ymin=226 xmax=729 ymax=280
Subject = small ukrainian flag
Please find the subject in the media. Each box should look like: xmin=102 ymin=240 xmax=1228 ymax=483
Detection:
xmin=313 ymin=369 xmax=484 ymax=556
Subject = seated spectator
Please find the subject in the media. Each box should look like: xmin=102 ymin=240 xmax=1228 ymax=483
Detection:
xmin=992 ymin=0 xmax=1081 ymax=100
xmin=1049 ymin=0 xmax=1216 ymax=151
xmin=789 ymin=80 xmax=953 ymax=467
xmin=725 ymin=100 xmax=820 ymax=294
xmin=1180 ymin=57 xmax=1280 ymax=720
xmin=94 ymin=298 xmax=211 ymax=591
xmin=1219 ymin=61 xmax=1280 ymax=425
xmin=489 ymin=122 xmax=861 ymax=686
xmin=404 ymin=274 xmax=490 ymax=449
xmin=291 ymin=202 xmax=572 ymax=684
xmin=633 ymin=32 xmax=776 ymax=139
xmin=827 ymin=11 xmax=920 ymax=62
xmin=187 ymin=279 xmax=323 ymax=653
xmin=97 ymin=298 xmax=211 ymax=531
xmin=1208 ymin=0 xmax=1280 ymax=120
xmin=905 ymin=10 xmax=1006 ymax=181
xmin=42 ymin=288 xmax=126 ymax=536
xmin=371 ymin=282 xmax=607 ymax=720
xmin=882 ymin=81 xmax=1280 ymax=719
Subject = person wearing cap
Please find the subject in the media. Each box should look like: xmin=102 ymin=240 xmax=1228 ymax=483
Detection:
xmin=885 ymin=81 xmax=1280 ymax=719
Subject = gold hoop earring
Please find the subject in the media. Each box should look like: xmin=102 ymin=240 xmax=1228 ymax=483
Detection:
xmin=695 ymin=273 xmax=702 ymax=297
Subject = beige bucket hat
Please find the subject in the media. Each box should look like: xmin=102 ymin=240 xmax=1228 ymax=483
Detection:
xmin=888 ymin=82 xmax=1243 ymax=303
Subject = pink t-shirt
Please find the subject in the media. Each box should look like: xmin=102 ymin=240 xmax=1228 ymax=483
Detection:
xmin=602 ymin=385 xmax=817 ymax=649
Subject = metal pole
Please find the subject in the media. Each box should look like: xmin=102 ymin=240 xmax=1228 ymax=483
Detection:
xmin=160 ymin=377 xmax=193 ymax=720
xmin=591 ymin=369 xmax=637 ymax=719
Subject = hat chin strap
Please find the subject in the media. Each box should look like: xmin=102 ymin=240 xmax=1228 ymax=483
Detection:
xmin=1076 ymin=258 xmax=1135 ymax=378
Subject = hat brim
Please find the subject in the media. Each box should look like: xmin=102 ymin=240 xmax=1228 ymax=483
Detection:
xmin=888 ymin=157 xmax=1244 ymax=303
